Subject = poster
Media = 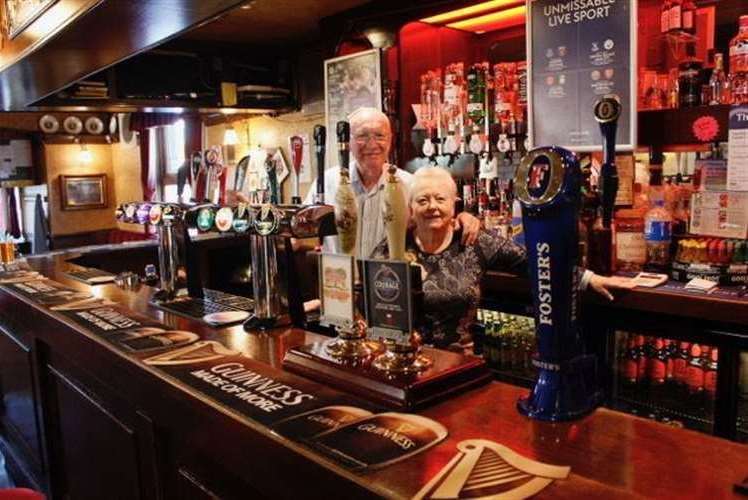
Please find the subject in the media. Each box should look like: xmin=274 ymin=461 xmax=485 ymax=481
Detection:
xmin=528 ymin=0 xmax=636 ymax=151
xmin=324 ymin=49 xmax=382 ymax=154
xmin=727 ymin=106 xmax=748 ymax=191
xmin=319 ymin=253 xmax=355 ymax=329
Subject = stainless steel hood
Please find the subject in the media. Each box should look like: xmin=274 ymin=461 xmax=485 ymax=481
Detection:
xmin=0 ymin=0 xmax=247 ymax=111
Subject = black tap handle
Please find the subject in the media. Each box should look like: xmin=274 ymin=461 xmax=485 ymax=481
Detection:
xmin=336 ymin=121 xmax=350 ymax=144
xmin=313 ymin=125 xmax=326 ymax=150
xmin=594 ymin=96 xmax=621 ymax=229
xmin=313 ymin=125 xmax=326 ymax=203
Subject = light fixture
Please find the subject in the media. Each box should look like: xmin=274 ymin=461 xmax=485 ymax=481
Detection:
xmin=223 ymin=124 xmax=238 ymax=145
xmin=419 ymin=0 xmax=526 ymax=34
xmin=79 ymin=143 xmax=93 ymax=164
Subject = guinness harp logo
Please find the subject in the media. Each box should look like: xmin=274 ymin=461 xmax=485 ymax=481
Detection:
xmin=413 ymin=439 xmax=570 ymax=500
xmin=143 ymin=340 xmax=240 ymax=366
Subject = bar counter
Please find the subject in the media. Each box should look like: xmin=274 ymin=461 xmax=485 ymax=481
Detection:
xmin=1 ymin=251 xmax=746 ymax=499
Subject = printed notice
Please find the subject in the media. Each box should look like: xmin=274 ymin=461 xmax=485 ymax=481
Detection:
xmin=727 ymin=106 xmax=748 ymax=191
xmin=529 ymin=0 xmax=635 ymax=150
xmin=690 ymin=191 xmax=748 ymax=239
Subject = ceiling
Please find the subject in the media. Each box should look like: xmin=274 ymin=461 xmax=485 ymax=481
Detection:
xmin=182 ymin=0 xmax=372 ymax=45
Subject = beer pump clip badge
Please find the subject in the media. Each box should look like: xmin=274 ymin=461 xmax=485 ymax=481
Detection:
xmin=318 ymin=253 xmax=355 ymax=330
xmin=362 ymin=259 xmax=417 ymax=344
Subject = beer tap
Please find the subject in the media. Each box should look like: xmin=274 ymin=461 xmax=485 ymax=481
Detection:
xmin=313 ymin=125 xmax=326 ymax=204
xmin=594 ymin=95 xmax=622 ymax=229
xmin=383 ymin=165 xmax=407 ymax=261
xmin=289 ymin=135 xmax=304 ymax=205
xmin=335 ymin=121 xmax=358 ymax=255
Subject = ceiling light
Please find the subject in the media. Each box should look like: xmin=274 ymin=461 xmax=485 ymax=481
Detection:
xmin=446 ymin=5 xmax=526 ymax=33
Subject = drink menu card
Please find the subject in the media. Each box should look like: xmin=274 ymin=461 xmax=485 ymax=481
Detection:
xmin=727 ymin=106 xmax=748 ymax=191
xmin=528 ymin=0 xmax=635 ymax=151
xmin=0 ymin=270 xmax=449 ymax=471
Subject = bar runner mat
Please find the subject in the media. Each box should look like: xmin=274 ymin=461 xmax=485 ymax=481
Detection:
xmin=0 ymin=272 xmax=449 ymax=471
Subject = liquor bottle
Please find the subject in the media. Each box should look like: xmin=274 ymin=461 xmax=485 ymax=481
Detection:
xmin=485 ymin=187 xmax=500 ymax=230
xmin=467 ymin=63 xmax=488 ymax=153
xmin=704 ymin=347 xmax=718 ymax=399
xmin=382 ymin=165 xmax=408 ymax=261
xmin=649 ymin=338 xmax=668 ymax=385
xmin=478 ymin=182 xmax=489 ymax=218
xmin=678 ymin=44 xmax=703 ymax=107
xmin=644 ymin=187 xmax=672 ymax=272
xmin=614 ymin=213 xmax=646 ymax=272
xmin=463 ymin=180 xmax=476 ymax=215
xmin=455 ymin=179 xmax=465 ymax=213
xmin=636 ymin=335 xmax=649 ymax=383
xmin=673 ymin=341 xmax=690 ymax=385
xmin=708 ymin=53 xmax=728 ymax=105
xmin=686 ymin=344 xmax=705 ymax=394
xmin=661 ymin=0 xmax=671 ymax=35
xmin=496 ymin=189 xmax=511 ymax=239
xmin=681 ymin=0 xmax=696 ymax=35
xmin=668 ymin=0 xmax=682 ymax=32
xmin=729 ymin=15 xmax=748 ymax=104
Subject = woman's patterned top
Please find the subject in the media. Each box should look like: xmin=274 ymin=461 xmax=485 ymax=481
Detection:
xmin=371 ymin=228 xmax=526 ymax=348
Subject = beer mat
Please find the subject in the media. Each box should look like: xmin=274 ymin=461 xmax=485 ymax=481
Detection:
xmin=271 ymin=406 xmax=373 ymax=441
xmin=109 ymin=328 xmax=199 ymax=353
xmin=412 ymin=439 xmax=570 ymax=500
xmin=50 ymin=297 xmax=117 ymax=311
xmin=4 ymin=278 xmax=92 ymax=306
xmin=56 ymin=305 xmax=163 ymax=337
xmin=307 ymin=412 xmax=447 ymax=470
xmin=145 ymin=351 xmax=378 ymax=427
xmin=0 ymin=270 xmax=41 ymax=284
xmin=64 ymin=268 xmax=116 ymax=285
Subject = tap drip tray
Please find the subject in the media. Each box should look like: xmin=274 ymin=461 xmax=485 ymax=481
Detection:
xmin=152 ymin=289 xmax=254 ymax=325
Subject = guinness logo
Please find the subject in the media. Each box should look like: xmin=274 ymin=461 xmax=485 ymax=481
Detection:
xmin=413 ymin=439 xmax=570 ymax=500
xmin=253 ymin=204 xmax=281 ymax=236
xmin=373 ymin=265 xmax=400 ymax=303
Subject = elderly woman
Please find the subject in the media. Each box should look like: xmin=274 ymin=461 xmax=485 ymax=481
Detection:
xmin=371 ymin=167 xmax=632 ymax=349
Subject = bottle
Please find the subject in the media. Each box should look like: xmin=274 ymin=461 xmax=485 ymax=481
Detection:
xmin=649 ymin=338 xmax=668 ymax=385
xmin=637 ymin=335 xmax=649 ymax=383
xmin=704 ymin=347 xmax=718 ymax=399
xmin=455 ymin=179 xmax=465 ymax=213
xmin=623 ymin=334 xmax=640 ymax=384
xmin=686 ymin=344 xmax=705 ymax=394
xmin=673 ymin=341 xmax=690 ymax=385
xmin=661 ymin=0 xmax=671 ymax=35
xmin=478 ymin=183 xmax=489 ymax=218
xmin=644 ymin=189 xmax=673 ymax=272
xmin=708 ymin=53 xmax=727 ymax=105
xmin=668 ymin=0 xmax=682 ymax=32
xmin=682 ymin=0 xmax=696 ymax=34
xmin=729 ymin=15 xmax=748 ymax=104
xmin=678 ymin=44 xmax=703 ymax=107
xmin=467 ymin=63 xmax=487 ymax=128
xmin=615 ymin=213 xmax=646 ymax=272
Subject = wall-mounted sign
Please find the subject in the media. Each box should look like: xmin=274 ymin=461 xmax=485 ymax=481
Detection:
xmin=527 ymin=0 xmax=636 ymax=151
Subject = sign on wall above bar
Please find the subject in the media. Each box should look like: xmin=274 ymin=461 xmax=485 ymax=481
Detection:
xmin=527 ymin=0 xmax=636 ymax=151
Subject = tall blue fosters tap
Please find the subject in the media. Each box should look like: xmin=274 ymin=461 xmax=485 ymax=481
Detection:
xmin=514 ymin=146 xmax=601 ymax=421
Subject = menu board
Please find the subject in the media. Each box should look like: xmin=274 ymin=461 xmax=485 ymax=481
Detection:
xmin=528 ymin=0 xmax=636 ymax=151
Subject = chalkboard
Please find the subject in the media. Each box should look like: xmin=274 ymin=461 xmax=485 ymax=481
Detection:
xmin=527 ymin=0 xmax=636 ymax=151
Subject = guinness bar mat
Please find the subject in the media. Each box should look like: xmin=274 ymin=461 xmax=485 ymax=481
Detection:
xmin=3 ymin=278 xmax=92 ymax=306
xmin=308 ymin=412 xmax=447 ymax=470
xmin=146 ymin=351 xmax=378 ymax=427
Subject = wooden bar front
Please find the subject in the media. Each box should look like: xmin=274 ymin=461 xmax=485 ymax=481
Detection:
xmin=0 ymin=251 xmax=746 ymax=499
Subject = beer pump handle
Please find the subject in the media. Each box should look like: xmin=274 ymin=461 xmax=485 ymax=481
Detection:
xmin=337 ymin=121 xmax=350 ymax=172
xmin=594 ymin=96 xmax=622 ymax=229
xmin=313 ymin=125 xmax=326 ymax=204
xmin=289 ymin=136 xmax=303 ymax=205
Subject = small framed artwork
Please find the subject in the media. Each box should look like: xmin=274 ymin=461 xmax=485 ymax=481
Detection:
xmin=60 ymin=174 xmax=107 ymax=210
xmin=324 ymin=48 xmax=382 ymax=137
xmin=3 ymin=0 xmax=58 ymax=39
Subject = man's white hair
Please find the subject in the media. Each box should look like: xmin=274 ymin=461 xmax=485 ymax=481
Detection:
xmin=409 ymin=166 xmax=457 ymax=203
xmin=348 ymin=107 xmax=391 ymax=134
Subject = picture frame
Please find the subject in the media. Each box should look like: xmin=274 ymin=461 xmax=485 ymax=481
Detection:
xmin=60 ymin=174 xmax=107 ymax=210
xmin=3 ymin=0 xmax=58 ymax=39
xmin=324 ymin=48 xmax=382 ymax=141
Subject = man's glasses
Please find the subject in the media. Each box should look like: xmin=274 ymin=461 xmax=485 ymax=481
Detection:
xmin=353 ymin=133 xmax=390 ymax=144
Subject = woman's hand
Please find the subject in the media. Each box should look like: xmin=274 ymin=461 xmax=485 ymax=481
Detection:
xmin=589 ymin=274 xmax=636 ymax=301
xmin=454 ymin=212 xmax=481 ymax=245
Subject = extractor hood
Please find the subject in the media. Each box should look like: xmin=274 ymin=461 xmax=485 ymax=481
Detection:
xmin=0 ymin=0 xmax=247 ymax=111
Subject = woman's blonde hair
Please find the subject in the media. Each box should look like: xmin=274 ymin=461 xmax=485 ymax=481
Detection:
xmin=409 ymin=166 xmax=457 ymax=203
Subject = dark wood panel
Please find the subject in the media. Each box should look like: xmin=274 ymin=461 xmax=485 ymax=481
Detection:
xmin=0 ymin=327 xmax=43 ymax=469
xmin=48 ymin=366 xmax=142 ymax=500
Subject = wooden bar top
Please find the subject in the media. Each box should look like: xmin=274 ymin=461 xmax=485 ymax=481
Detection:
xmin=3 ymin=252 xmax=747 ymax=499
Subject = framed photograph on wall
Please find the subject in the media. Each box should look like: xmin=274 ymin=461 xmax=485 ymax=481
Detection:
xmin=60 ymin=174 xmax=107 ymax=210
xmin=3 ymin=0 xmax=58 ymax=39
xmin=324 ymin=48 xmax=382 ymax=142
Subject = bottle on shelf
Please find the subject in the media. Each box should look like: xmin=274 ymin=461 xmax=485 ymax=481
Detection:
xmin=682 ymin=0 xmax=696 ymax=35
xmin=661 ymin=0 xmax=671 ymax=35
xmin=704 ymin=347 xmax=718 ymax=400
xmin=668 ymin=0 xmax=682 ymax=33
xmin=678 ymin=43 xmax=703 ymax=107
xmin=614 ymin=212 xmax=646 ymax=272
xmin=708 ymin=53 xmax=729 ymax=105
xmin=729 ymin=15 xmax=748 ymax=104
xmin=686 ymin=344 xmax=706 ymax=395
xmin=644 ymin=190 xmax=673 ymax=272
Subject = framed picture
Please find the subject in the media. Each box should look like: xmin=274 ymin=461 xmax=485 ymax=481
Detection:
xmin=60 ymin=174 xmax=107 ymax=210
xmin=3 ymin=0 xmax=58 ymax=39
xmin=324 ymin=48 xmax=382 ymax=139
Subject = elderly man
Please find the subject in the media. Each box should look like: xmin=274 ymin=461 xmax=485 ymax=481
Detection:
xmin=304 ymin=107 xmax=480 ymax=258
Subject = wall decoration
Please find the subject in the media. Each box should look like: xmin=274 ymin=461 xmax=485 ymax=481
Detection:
xmin=60 ymin=174 xmax=107 ymax=210
xmin=324 ymin=48 xmax=382 ymax=141
xmin=3 ymin=0 xmax=57 ymax=39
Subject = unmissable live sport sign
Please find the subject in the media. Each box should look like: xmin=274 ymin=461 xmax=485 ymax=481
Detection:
xmin=527 ymin=0 xmax=636 ymax=151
